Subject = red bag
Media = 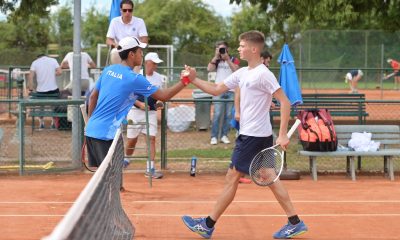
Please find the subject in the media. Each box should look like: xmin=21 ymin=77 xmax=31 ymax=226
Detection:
xmin=297 ymin=109 xmax=338 ymax=151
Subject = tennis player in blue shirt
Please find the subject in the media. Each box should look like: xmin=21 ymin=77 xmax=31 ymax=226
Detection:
xmin=85 ymin=36 xmax=190 ymax=190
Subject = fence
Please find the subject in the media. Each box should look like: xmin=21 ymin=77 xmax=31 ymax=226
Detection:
xmin=0 ymin=99 xmax=84 ymax=175
xmin=0 ymin=63 xmax=400 ymax=176
xmin=122 ymin=98 xmax=400 ymax=176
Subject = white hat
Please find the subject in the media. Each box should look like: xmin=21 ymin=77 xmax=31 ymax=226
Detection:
xmin=117 ymin=36 xmax=147 ymax=52
xmin=387 ymin=58 xmax=392 ymax=64
xmin=145 ymin=52 xmax=163 ymax=63
xmin=358 ymin=69 xmax=363 ymax=76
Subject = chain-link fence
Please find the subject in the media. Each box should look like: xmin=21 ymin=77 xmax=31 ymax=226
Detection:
xmin=155 ymin=98 xmax=400 ymax=177
xmin=0 ymin=63 xmax=400 ymax=177
xmin=0 ymin=99 xmax=84 ymax=174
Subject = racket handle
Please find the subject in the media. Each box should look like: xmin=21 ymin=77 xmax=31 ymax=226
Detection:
xmin=80 ymin=104 xmax=88 ymax=125
xmin=287 ymin=119 xmax=301 ymax=138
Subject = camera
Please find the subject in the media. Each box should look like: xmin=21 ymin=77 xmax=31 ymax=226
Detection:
xmin=219 ymin=48 xmax=226 ymax=54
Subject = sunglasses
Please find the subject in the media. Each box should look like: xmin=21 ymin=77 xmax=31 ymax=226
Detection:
xmin=122 ymin=9 xmax=133 ymax=13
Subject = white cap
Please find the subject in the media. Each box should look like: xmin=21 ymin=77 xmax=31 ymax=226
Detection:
xmin=145 ymin=52 xmax=163 ymax=63
xmin=358 ymin=69 xmax=363 ymax=76
xmin=387 ymin=58 xmax=392 ymax=64
xmin=117 ymin=36 xmax=147 ymax=52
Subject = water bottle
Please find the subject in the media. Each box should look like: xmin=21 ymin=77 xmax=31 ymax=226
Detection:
xmin=190 ymin=156 xmax=197 ymax=177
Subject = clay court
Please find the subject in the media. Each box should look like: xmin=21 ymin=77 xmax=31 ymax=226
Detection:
xmin=1 ymin=172 xmax=400 ymax=240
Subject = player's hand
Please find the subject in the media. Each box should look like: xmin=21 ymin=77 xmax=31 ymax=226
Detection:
xmin=155 ymin=101 xmax=164 ymax=110
xmin=184 ymin=65 xmax=197 ymax=82
xmin=235 ymin=112 xmax=240 ymax=121
xmin=276 ymin=134 xmax=290 ymax=151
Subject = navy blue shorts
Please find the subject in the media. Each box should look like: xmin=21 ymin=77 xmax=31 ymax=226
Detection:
xmin=230 ymin=135 xmax=273 ymax=174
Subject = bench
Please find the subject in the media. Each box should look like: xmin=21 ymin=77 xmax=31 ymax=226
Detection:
xmin=28 ymin=93 xmax=67 ymax=131
xmin=299 ymin=125 xmax=400 ymax=181
xmin=271 ymin=93 xmax=368 ymax=124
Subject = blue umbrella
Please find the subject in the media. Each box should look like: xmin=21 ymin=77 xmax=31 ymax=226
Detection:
xmin=109 ymin=0 xmax=121 ymax=22
xmin=277 ymin=44 xmax=303 ymax=106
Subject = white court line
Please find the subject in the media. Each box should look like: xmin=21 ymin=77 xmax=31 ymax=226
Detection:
xmin=130 ymin=200 xmax=400 ymax=204
xmin=1 ymin=200 xmax=400 ymax=204
xmin=2 ymin=213 xmax=400 ymax=217
xmin=0 ymin=202 xmax=73 ymax=204
xmin=130 ymin=213 xmax=400 ymax=217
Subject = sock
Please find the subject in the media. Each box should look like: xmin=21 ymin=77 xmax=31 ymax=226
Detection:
xmin=146 ymin=161 xmax=155 ymax=171
xmin=205 ymin=216 xmax=216 ymax=228
xmin=288 ymin=215 xmax=301 ymax=225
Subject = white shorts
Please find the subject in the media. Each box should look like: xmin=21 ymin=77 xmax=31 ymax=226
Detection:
xmin=126 ymin=108 xmax=158 ymax=138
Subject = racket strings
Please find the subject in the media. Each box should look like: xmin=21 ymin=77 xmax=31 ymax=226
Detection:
xmin=250 ymin=148 xmax=283 ymax=186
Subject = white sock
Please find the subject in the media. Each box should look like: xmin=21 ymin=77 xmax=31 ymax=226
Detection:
xmin=147 ymin=161 xmax=155 ymax=171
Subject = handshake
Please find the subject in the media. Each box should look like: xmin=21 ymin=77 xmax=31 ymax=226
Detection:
xmin=180 ymin=65 xmax=196 ymax=86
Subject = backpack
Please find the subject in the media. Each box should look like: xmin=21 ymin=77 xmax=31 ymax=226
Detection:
xmin=297 ymin=109 xmax=338 ymax=151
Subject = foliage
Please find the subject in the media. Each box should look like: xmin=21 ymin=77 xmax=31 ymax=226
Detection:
xmin=50 ymin=5 xmax=73 ymax=48
xmin=0 ymin=0 xmax=59 ymax=16
xmin=82 ymin=6 xmax=108 ymax=49
xmin=7 ymin=12 xmax=50 ymax=51
xmin=230 ymin=0 xmax=400 ymax=31
xmin=134 ymin=0 xmax=230 ymax=65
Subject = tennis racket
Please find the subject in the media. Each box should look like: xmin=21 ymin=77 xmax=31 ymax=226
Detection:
xmin=382 ymin=72 xmax=396 ymax=81
xmin=80 ymin=104 xmax=97 ymax=172
xmin=249 ymin=119 xmax=301 ymax=186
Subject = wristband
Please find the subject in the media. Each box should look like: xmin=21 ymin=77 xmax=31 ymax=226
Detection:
xmin=210 ymin=62 xmax=216 ymax=65
xmin=181 ymin=76 xmax=190 ymax=86
xmin=180 ymin=70 xmax=190 ymax=86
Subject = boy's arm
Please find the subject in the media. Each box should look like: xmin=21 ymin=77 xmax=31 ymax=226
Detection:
xmin=88 ymin=89 xmax=99 ymax=119
xmin=273 ymin=88 xmax=291 ymax=150
xmin=234 ymin=87 xmax=240 ymax=121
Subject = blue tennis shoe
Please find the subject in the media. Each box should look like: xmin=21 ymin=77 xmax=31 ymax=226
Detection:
xmin=182 ymin=215 xmax=214 ymax=239
xmin=273 ymin=220 xmax=308 ymax=239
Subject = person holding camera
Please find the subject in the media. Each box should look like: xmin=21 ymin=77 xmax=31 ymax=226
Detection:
xmin=207 ymin=41 xmax=240 ymax=145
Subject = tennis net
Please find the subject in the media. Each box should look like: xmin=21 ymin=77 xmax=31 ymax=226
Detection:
xmin=44 ymin=128 xmax=134 ymax=240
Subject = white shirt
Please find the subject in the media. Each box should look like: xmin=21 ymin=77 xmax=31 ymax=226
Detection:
xmin=146 ymin=71 xmax=164 ymax=87
xmin=224 ymin=64 xmax=280 ymax=137
xmin=30 ymin=56 xmax=59 ymax=92
xmin=215 ymin=60 xmax=234 ymax=83
xmin=132 ymin=71 xmax=164 ymax=111
xmin=215 ymin=60 xmax=235 ymax=92
xmin=106 ymin=16 xmax=148 ymax=43
xmin=62 ymin=52 xmax=94 ymax=81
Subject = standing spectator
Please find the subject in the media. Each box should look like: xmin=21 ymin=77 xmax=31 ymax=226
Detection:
xmin=85 ymin=36 xmax=190 ymax=192
xmin=124 ymin=52 xmax=165 ymax=179
xmin=261 ymin=49 xmax=273 ymax=68
xmin=208 ymin=41 xmax=240 ymax=145
xmin=28 ymin=54 xmax=62 ymax=129
xmin=61 ymin=51 xmax=96 ymax=96
xmin=106 ymin=0 xmax=148 ymax=66
xmin=387 ymin=58 xmax=400 ymax=90
xmin=181 ymin=30 xmax=307 ymax=239
xmin=345 ymin=69 xmax=363 ymax=93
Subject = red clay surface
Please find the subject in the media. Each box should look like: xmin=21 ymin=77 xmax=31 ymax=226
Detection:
xmin=1 ymin=172 xmax=400 ymax=239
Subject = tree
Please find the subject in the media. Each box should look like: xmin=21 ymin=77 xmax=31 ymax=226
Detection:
xmin=82 ymin=6 xmax=108 ymax=48
xmin=50 ymin=5 xmax=73 ymax=48
xmin=134 ymin=0 xmax=230 ymax=64
xmin=1 ymin=0 xmax=58 ymax=16
xmin=229 ymin=0 xmax=400 ymax=31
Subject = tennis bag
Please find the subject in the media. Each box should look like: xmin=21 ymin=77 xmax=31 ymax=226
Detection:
xmin=297 ymin=109 xmax=338 ymax=151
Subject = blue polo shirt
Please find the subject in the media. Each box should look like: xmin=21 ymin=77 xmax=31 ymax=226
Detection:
xmin=85 ymin=64 xmax=158 ymax=140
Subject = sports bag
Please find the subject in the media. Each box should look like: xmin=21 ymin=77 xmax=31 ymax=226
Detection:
xmin=297 ymin=109 xmax=338 ymax=151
